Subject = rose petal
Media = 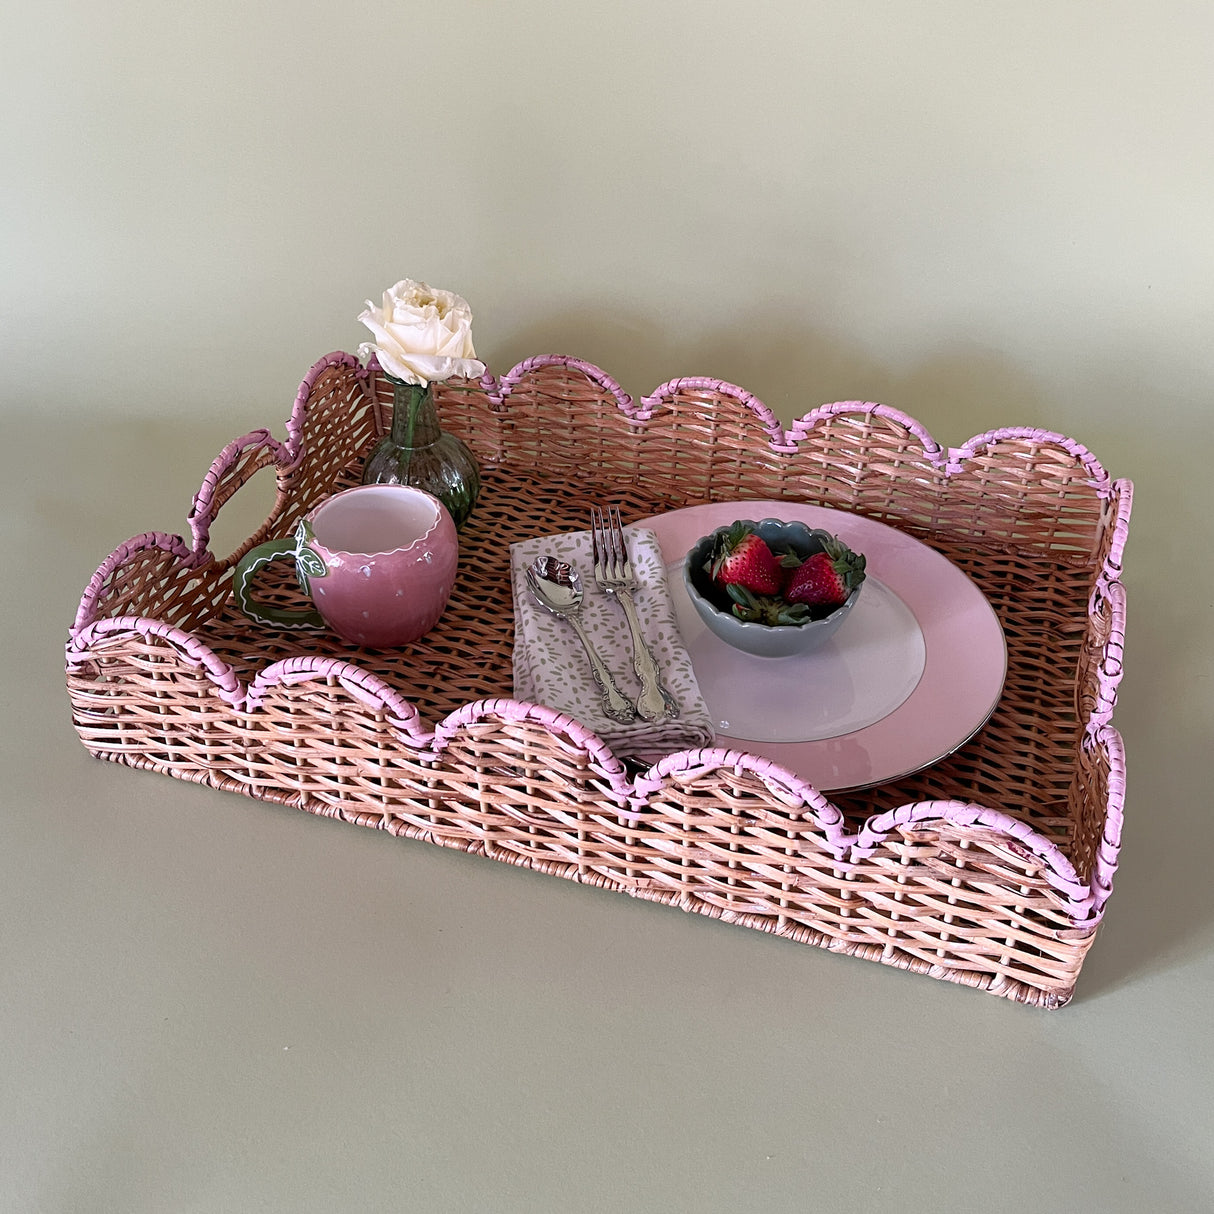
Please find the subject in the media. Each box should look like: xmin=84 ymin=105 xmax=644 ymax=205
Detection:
xmin=359 ymin=281 xmax=483 ymax=384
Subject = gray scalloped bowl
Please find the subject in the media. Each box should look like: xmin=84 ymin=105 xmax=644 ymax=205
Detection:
xmin=682 ymin=518 xmax=864 ymax=659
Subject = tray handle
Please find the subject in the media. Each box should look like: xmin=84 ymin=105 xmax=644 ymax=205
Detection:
xmin=187 ymin=429 xmax=293 ymax=566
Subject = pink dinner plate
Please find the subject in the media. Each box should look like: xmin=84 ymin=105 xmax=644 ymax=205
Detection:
xmin=636 ymin=500 xmax=1007 ymax=792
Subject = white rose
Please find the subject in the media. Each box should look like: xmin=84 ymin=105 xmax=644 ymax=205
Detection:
xmin=357 ymin=279 xmax=487 ymax=386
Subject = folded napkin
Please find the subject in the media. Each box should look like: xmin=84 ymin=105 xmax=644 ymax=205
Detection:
xmin=510 ymin=527 xmax=715 ymax=762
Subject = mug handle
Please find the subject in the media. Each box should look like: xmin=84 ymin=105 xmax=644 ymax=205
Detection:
xmin=232 ymin=537 xmax=327 ymax=631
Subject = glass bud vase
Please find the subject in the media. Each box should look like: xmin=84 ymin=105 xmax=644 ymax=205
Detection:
xmin=361 ymin=376 xmax=480 ymax=528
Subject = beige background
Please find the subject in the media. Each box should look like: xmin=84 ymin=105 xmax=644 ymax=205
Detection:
xmin=4 ymin=3 xmax=1212 ymax=1211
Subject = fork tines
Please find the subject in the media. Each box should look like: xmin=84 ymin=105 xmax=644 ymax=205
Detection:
xmin=590 ymin=504 xmax=605 ymax=570
xmin=590 ymin=505 xmax=629 ymax=584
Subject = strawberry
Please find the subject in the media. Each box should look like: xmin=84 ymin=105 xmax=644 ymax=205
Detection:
xmin=726 ymin=584 xmax=811 ymax=626
xmin=783 ymin=536 xmax=866 ymax=608
xmin=705 ymin=523 xmax=785 ymax=595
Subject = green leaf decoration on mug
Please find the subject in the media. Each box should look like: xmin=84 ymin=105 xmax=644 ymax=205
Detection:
xmin=294 ymin=520 xmax=327 ymax=593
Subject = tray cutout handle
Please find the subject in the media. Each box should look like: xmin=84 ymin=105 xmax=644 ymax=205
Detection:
xmin=188 ymin=430 xmax=292 ymax=567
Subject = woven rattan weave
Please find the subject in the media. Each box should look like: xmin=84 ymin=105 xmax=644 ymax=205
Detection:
xmin=66 ymin=352 xmax=1131 ymax=1007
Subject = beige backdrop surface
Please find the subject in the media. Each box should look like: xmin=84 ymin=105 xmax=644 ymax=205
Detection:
xmin=4 ymin=3 xmax=1212 ymax=1211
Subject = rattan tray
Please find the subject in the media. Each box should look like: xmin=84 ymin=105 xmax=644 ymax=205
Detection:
xmin=66 ymin=352 xmax=1131 ymax=1008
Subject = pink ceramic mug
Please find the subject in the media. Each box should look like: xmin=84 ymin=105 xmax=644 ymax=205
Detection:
xmin=233 ymin=484 xmax=458 ymax=648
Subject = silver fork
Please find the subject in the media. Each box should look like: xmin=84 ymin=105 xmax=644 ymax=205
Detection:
xmin=590 ymin=506 xmax=679 ymax=722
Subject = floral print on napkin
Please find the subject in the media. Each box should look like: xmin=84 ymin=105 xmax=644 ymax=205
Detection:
xmin=510 ymin=527 xmax=715 ymax=762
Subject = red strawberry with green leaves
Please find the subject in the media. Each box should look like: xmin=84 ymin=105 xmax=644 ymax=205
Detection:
xmin=783 ymin=536 xmax=866 ymax=608
xmin=705 ymin=522 xmax=786 ymax=595
xmin=725 ymin=584 xmax=812 ymax=626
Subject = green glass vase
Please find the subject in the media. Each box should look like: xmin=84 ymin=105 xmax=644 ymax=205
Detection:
xmin=361 ymin=376 xmax=480 ymax=528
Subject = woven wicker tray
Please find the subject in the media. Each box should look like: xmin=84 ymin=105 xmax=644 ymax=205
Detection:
xmin=66 ymin=352 xmax=1131 ymax=1008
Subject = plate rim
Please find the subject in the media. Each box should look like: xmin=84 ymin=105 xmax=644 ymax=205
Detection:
xmin=637 ymin=499 xmax=1008 ymax=792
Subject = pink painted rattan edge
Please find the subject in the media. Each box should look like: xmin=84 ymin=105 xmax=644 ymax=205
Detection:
xmin=63 ymin=605 xmax=1099 ymax=913
xmin=67 ymin=351 xmax=1132 ymax=923
xmin=947 ymin=425 xmax=1111 ymax=488
xmin=137 ymin=351 xmax=1125 ymax=589
xmin=433 ymin=698 xmax=634 ymax=801
xmin=1089 ymin=723 xmax=1126 ymax=916
xmin=633 ymin=749 xmax=849 ymax=845
xmin=187 ymin=428 xmax=281 ymax=555
xmin=73 ymin=534 xmax=198 ymax=633
xmin=66 ymin=615 xmax=246 ymax=707
xmin=856 ymin=800 xmax=1088 ymax=901
xmin=787 ymin=400 xmax=946 ymax=462
xmin=62 ymin=613 xmax=1105 ymax=920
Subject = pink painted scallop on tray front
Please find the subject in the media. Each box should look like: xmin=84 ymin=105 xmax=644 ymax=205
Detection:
xmin=65 ymin=351 xmax=1131 ymax=1008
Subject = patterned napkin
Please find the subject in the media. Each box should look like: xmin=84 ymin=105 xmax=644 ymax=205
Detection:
xmin=510 ymin=527 xmax=715 ymax=762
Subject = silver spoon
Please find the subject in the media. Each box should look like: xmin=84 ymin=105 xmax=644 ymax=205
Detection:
xmin=526 ymin=556 xmax=637 ymax=724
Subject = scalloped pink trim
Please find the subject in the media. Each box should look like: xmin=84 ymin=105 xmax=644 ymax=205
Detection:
xmin=946 ymin=425 xmax=1112 ymax=491
xmin=855 ymin=799 xmax=1088 ymax=903
xmin=73 ymin=533 xmax=197 ymax=633
xmin=433 ymin=697 xmax=634 ymax=797
xmin=1087 ymin=580 xmax=1126 ymax=729
xmin=633 ymin=747 xmax=848 ymax=845
xmin=66 ymin=615 xmax=244 ymax=707
xmin=187 ymin=428 xmax=281 ymax=555
xmin=188 ymin=351 xmax=370 ymax=550
xmin=1088 ymin=724 xmax=1126 ymax=917
xmin=69 ymin=352 xmax=1131 ymax=926
xmin=488 ymin=354 xmax=637 ymax=416
xmin=64 ymin=611 xmax=1100 ymax=917
xmin=787 ymin=400 xmax=946 ymax=462
xmin=246 ymin=656 xmax=429 ymax=745
xmin=84 ymin=352 xmax=1125 ymax=603
xmin=284 ymin=351 xmax=368 ymax=467
xmin=641 ymin=377 xmax=786 ymax=442
xmin=1102 ymin=477 xmax=1133 ymax=580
